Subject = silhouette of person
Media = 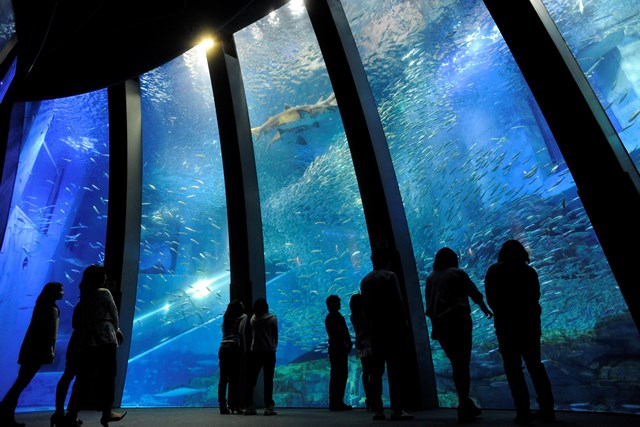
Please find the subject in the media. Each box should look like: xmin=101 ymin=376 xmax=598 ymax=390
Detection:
xmin=425 ymin=247 xmax=493 ymax=423
xmin=243 ymin=298 xmax=278 ymax=416
xmin=325 ymin=294 xmax=353 ymax=411
xmin=349 ymin=293 xmax=373 ymax=411
xmin=63 ymin=265 xmax=126 ymax=427
xmin=217 ymin=299 xmax=247 ymax=414
xmin=0 ymin=282 xmax=63 ymax=427
xmin=485 ymin=240 xmax=555 ymax=425
xmin=359 ymin=248 xmax=413 ymax=421
xmin=51 ymin=330 xmax=81 ymax=427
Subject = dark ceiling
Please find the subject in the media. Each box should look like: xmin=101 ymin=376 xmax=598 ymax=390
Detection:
xmin=10 ymin=0 xmax=289 ymax=101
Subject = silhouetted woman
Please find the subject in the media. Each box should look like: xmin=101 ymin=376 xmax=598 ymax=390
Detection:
xmin=485 ymin=240 xmax=554 ymax=425
xmin=425 ymin=248 xmax=492 ymax=423
xmin=244 ymin=298 xmax=278 ymax=416
xmin=349 ymin=293 xmax=373 ymax=411
xmin=0 ymin=282 xmax=63 ymax=427
xmin=50 ymin=329 xmax=80 ymax=427
xmin=63 ymin=265 xmax=126 ymax=427
xmin=217 ymin=299 xmax=247 ymax=414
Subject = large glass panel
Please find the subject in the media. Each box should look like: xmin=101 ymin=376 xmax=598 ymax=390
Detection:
xmin=542 ymin=0 xmax=640 ymax=171
xmin=235 ymin=1 xmax=373 ymax=408
xmin=343 ymin=0 xmax=639 ymax=414
xmin=122 ymin=45 xmax=229 ymax=408
xmin=0 ymin=0 xmax=14 ymax=52
xmin=0 ymin=90 xmax=110 ymax=410
xmin=0 ymin=56 xmax=15 ymax=102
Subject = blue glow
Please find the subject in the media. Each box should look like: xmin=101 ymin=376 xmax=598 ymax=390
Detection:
xmin=542 ymin=0 xmax=640 ymax=171
xmin=0 ymin=90 xmax=110 ymax=410
xmin=343 ymin=0 xmax=638 ymax=414
xmin=121 ymin=45 xmax=229 ymax=408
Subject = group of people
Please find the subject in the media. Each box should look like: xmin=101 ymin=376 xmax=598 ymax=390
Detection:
xmin=323 ymin=240 xmax=554 ymax=425
xmin=216 ymin=297 xmax=279 ymax=416
xmin=325 ymin=248 xmax=415 ymax=421
xmin=0 ymin=265 xmax=127 ymax=427
xmin=425 ymin=240 xmax=554 ymax=424
xmin=3 ymin=239 xmax=553 ymax=426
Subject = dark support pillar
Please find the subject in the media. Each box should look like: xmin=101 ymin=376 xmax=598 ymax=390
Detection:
xmin=483 ymin=0 xmax=640 ymax=332
xmin=106 ymin=80 xmax=143 ymax=405
xmin=207 ymin=36 xmax=266 ymax=312
xmin=305 ymin=0 xmax=438 ymax=409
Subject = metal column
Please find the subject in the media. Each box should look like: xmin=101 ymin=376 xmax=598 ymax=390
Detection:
xmin=106 ymin=80 xmax=143 ymax=405
xmin=207 ymin=35 xmax=267 ymax=311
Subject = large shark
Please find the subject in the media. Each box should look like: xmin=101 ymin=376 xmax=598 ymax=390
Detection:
xmin=251 ymin=93 xmax=338 ymax=145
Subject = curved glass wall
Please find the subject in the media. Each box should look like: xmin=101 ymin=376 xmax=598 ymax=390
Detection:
xmin=122 ymin=46 xmax=229 ymax=407
xmin=0 ymin=90 xmax=110 ymax=410
xmin=0 ymin=56 xmax=15 ymax=102
xmin=0 ymin=0 xmax=14 ymax=52
xmin=343 ymin=0 xmax=638 ymax=414
xmin=235 ymin=1 xmax=373 ymax=408
xmin=541 ymin=0 xmax=640 ymax=171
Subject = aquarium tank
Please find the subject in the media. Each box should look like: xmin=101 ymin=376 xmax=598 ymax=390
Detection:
xmin=1 ymin=0 xmax=638 ymax=416
xmin=541 ymin=0 xmax=640 ymax=171
xmin=0 ymin=90 xmax=110 ymax=409
xmin=340 ymin=0 xmax=639 ymax=413
xmin=121 ymin=45 xmax=230 ymax=408
xmin=235 ymin=0 xmax=373 ymax=408
xmin=0 ymin=0 xmax=14 ymax=53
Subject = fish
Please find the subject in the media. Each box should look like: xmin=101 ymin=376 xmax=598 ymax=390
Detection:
xmin=251 ymin=93 xmax=338 ymax=143
xmin=153 ymin=386 xmax=207 ymax=398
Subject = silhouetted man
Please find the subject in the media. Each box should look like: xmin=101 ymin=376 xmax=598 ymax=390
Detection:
xmin=360 ymin=248 xmax=413 ymax=421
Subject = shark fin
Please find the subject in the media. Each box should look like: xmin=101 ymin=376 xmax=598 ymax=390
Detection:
xmin=269 ymin=131 xmax=282 ymax=145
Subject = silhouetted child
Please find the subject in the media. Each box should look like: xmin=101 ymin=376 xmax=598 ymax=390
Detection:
xmin=0 ymin=282 xmax=64 ymax=427
xmin=325 ymin=294 xmax=353 ymax=411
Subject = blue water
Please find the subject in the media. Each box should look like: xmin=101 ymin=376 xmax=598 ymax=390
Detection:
xmin=1 ymin=0 xmax=638 ymax=415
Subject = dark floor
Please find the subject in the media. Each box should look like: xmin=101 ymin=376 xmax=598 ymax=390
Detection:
xmin=13 ymin=408 xmax=640 ymax=427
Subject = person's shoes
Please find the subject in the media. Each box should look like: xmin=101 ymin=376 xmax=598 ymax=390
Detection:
xmin=514 ymin=410 xmax=532 ymax=425
xmin=219 ymin=403 xmax=230 ymax=415
xmin=372 ymin=411 xmax=386 ymax=420
xmin=62 ymin=413 xmax=82 ymax=427
xmin=243 ymin=406 xmax=257 ymax=415
xmin=458 ymin=399 xmax=481 ymax=423
xmin=532 ymin=409 xmax=556 ymax=422
xmin=264 ymin=406 xmax=278 ymax=416
xmin=51 ymin=412 xmax=64 ymax=427
xmin=329 ymin=403 xmax=352 ymax=411
xmin=390 ymin=410 xmax=414 ymax=421
xmin=99 ymin=411 xmax=126 ymax=427
xmin=229 ymin=406 xmax=243 ymax=414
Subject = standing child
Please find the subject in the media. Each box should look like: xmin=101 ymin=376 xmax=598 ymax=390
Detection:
xmin=325 ymin=294 xmax=353 ymax=411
